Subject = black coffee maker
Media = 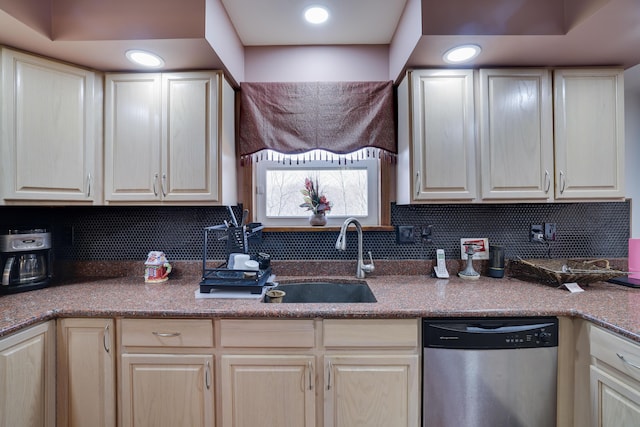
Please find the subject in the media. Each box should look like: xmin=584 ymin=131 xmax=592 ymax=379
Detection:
xmin=0 ymin=228 xmax=52 ymax=294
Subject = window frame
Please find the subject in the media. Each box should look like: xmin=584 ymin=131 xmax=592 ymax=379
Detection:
xmin=253 ymin=154 xmax=379 ymax=227
xmin=242 ymin=156 xmax=392 ymax=229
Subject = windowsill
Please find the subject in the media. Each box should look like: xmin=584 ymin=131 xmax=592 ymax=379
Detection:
xmin=262 ymin=225 xmax=394 ymax=232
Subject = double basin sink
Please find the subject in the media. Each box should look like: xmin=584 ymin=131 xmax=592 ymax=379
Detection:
xmin=264 ymin=280 xmax=376 ymax=303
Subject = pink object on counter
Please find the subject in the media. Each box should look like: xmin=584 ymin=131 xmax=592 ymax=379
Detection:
xmin=630 ymin=239 xmax=640 ymax=279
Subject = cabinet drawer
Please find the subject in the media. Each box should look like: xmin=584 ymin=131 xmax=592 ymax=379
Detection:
xmin=323 ymin=319 xmax=419 ymax=348
xmin=219 ymin=319 xmax=315 ymax=348
xmin=590 ymin=325 xmax=640 ymax=383
xmin=121 ymin=319 xmax=213 ymax=348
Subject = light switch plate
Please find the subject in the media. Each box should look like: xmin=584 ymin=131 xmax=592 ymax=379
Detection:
xmin=460 ymin=238 xmax=489 ymax=260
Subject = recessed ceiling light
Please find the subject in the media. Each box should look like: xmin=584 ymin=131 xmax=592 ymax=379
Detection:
xmin=443 ymin=45 xmax=482 ymax=64
xmin=125 ymin=49 xmax=165 ymax=68
xmin=304 ymin=6 xmax=329 ymax=24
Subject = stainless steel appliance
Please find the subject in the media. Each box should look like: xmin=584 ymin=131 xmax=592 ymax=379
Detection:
xmin=0 ymin=228 xmax=52 ymax=293
xmin=423 ymin=317 xmax=558 ymax=427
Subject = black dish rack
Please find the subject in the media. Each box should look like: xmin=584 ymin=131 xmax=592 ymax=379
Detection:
xmin=199 ymin=223 xmax=268 ymax=294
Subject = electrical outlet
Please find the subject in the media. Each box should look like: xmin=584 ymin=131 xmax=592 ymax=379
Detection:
xmin=544 ymin=223 xmax=556 ymax=241
xmin=421 ymin=225 xmax=433 ymax=244
xmin=530 ymin=224 xmax=544 ymax=243
xmin=396 ymin=225 xmax=415 ymax=244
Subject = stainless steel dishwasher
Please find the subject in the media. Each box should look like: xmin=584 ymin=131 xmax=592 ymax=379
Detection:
xmin=423 ymin=317 xmax=558 ymax=427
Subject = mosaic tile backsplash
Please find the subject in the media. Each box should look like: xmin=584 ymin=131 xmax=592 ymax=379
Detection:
xmin=0 ymin=201 xmax=630 ymax=262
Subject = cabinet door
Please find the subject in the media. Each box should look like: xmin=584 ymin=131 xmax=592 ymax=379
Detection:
xmin=57 ymin=318 xmax=115 ymax=427
xmin=324 ymin=354 xmax=420 ymax=427
xmin=161 ymin=72 xmax=220 ymax=202
xmin=590 ymin=366 xmax=640 ymax=427
xmin=104 ymin=73 xmax=162 ymax=201
xmin=554 ymin=69 xmax=625 ymax=199
xmin=0 ymin=321 xmax=55 ymax=427
xmin=120 ymin=353 xmax=214 ymax=427
xmin=220 ymin=355 xmax=316 ymax=427
xmin=399 ymin=69 xmax=476 ymax=202
xmin=1 ymin=48 xmax=98 ymax=203
xmin=479 ymin=69 xmax=554 ymax=200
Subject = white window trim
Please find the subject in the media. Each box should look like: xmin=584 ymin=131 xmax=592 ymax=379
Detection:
xmin=254 ymin=151 xmax=380 ymax=227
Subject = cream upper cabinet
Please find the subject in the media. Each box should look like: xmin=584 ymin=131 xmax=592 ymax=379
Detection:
xmin=104 ymin=73 xmax=161 ymax=202
xmin=397 ymin=69 xmax=476 ymax=203
xmin=57 ymin=318 xmax=116 ymax=427
xmin=104 ymin=71 xmax=237 ymax=204
xmin=478 ymin=68 xmax=554 ymax=200
xmin=0 ymin=48 xmax=100 ymax=204
xmin=589 ymin=325 xmax=640 ymax=427
xmin=0 ymin=321 xmax=55 ymax=427
xmin=553 ymin=69 xmax=625 ymax=199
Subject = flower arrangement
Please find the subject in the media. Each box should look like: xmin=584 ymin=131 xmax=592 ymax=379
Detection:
xmin=300 ymin=177 xmax=332 ymax=214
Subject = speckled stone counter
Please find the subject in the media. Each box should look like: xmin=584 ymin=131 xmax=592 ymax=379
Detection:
xmin=2 ymin=274 xmax=640 ymax=342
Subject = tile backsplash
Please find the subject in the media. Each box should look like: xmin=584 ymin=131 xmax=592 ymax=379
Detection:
xmin=0 ymin=201 xmax=630 ymax=262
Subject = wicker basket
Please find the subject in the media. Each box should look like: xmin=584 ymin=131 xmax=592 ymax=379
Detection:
xmin=509 ymin=258 xmax=626 ymax=287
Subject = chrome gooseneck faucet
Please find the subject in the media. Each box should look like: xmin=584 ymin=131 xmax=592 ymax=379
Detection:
xmin=335 ymin=217 xmax=375 ymax=279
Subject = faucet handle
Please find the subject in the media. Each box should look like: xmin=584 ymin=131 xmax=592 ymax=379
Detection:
xmin=361 ymin=251 xmax=375 ymax=274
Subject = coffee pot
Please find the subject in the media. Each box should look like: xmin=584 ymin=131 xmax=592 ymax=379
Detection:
xmin=0 ymin=229 xmax=52 ymax=293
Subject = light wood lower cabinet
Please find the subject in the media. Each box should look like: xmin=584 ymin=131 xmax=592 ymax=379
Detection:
xmin=218 ymin=318 xmax=421 ymax=427
xmin=57 ymin=318 xmax=116 ymax=427
xmin=0 ymin=321 xmax=55 ymax=427
xmin=324 ymin=354 xmax=419 ymax=427
xmin=323 ymin=319 xmax=420 ymax=427
xmin=589 ymin=324 xmax=640 ymax=427
xmin=590 ymin=366 xmax=640 ymax=426
xmin=220 ymin=354 xmax=316 ymax=427
xmin=118 ymin=318 xmax=215 ymax=427
xmin=121 ymin=353 xmax=214 ymax=427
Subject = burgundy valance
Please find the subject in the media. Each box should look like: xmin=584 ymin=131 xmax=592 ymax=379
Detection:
xmin=238 ymin=81 xmax=396 ymax=163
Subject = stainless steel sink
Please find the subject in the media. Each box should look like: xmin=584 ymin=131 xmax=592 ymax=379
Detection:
xmin=264 ymin=281 xmax=376 ymax=303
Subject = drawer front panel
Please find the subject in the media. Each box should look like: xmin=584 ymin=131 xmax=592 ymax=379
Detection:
xmin=590 ymin=325 xmax=640 ymax=383
xmin=323 ymin=319 xmax=419 ymax=348
xmin=121 ymin=319 xmax=214 ymax=348
xmin=219 ymin=319 xmax=315 ymax=348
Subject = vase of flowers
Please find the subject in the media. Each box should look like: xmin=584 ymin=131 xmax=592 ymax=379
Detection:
xmin=300 ymin=177 xmax=332 ymax=226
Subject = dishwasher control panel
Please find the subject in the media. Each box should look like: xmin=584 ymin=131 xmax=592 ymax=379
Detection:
xmin=423 ymin=317 xmax=558 ymax=349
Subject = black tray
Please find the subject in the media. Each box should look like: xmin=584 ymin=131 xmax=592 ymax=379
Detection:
xmin=199 ymin=266 xmax=271 ymax=294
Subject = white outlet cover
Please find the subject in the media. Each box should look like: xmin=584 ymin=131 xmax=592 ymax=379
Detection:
xmin=460 ymin=238 xmax=489 ymax=260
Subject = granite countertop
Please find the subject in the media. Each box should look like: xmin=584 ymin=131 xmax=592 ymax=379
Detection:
xmin=1 ymin=274 xmax=639 ymax=342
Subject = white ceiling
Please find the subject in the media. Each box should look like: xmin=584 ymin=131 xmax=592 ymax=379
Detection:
xmin=220 ymin=0 xmax=407 ymax=46
xmin=0 ymin=0 xmax=640 ymax=81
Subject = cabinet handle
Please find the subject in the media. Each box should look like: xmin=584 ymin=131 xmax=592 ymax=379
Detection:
xmin=559 ymin=171 xmax=566 ymax=194
xmin=205 ymin=361 xmax=211 ymax=390
xmin=327 ymin=360 xmax=332 ymax=390
xmin=103 ymin=324 xmax=110 ymax=353
xmin=152 ymin=331 xmax=181 ymax=337
xmin=415 ymin=171 xmax=420 ymax=197
xmin=307 ymin=361 xmax=313 ymax=391
xmin=87 ymin=173 xmax=92 ymax=198
xmin=153 ymin=174 xmax=159 ymax=197
xmin=161 ymin=173 xmax=167 ymax=197
xmin=544 ymin=170 xmax=550 ymax=193
xmin=617 ymin=353 xmax=640 ymax=370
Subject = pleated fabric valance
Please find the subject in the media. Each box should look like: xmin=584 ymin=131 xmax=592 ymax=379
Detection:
xmin=238 ymin=81 xmax=396 ymax=164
